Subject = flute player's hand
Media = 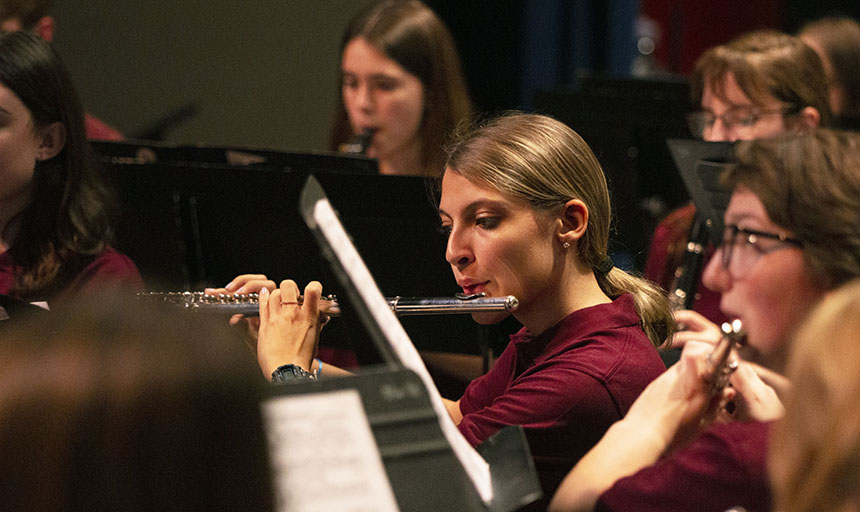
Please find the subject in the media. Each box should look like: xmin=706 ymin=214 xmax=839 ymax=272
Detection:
xmin=670 ymin=309 xmax=723 ymax=349
xmin=257 ymin=280 xmax=326 ymax=376
xmin=624 ymin=340 xmax=734 ymax=452
xmin=205 ymin=274 xmax=277 ymax=350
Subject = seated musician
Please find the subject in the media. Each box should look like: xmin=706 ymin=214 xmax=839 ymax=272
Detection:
xmin=769 ymin=279 xmax=860 ymax=512
xmin=331 ymin=0 xmax=472 ymax=177
xmin=0 ymin=291 xmax=275 ymax=510
xmin=0 ymin=32 xmax=141 ymax=308
xmin=230 ymin=113 xmax=674 ymax=509
xmin=646 ymin=30 xmax=829 ymax=333
xmin=549 ymin=129 xmax=860 ymax=512
xmin=799 ymin=16 xmax=860 ymax=131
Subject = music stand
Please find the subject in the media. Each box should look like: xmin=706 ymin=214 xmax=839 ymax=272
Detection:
xmin=667 ymin=139 xmax=733 ymax=245
xmin=264 ymin=175 xmax=541 ymax=511
xmin=0 ymin=294 xmax=49 ymax=323
xmin=91 ymin=139 xmax=378 ymax=175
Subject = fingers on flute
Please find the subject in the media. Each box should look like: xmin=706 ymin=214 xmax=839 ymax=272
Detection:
xmin=233 ymin=275 xmax=276 ymax=295
xmin=278 ymin=279 xmax=300 ymax=301
xmin=259 ymin=287 xmax=272 ymax=321
xmin=303 ymin=281 xmax=323 ymax=317
xmin=672 ymin=330 xmax=713 ymax=349
xmin=204 ymin=275 xmax=275 ymax=296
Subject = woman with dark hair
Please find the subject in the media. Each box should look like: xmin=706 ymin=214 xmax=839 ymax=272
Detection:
xmin=0 ymin=291 xmax=274 ymax=511
xmin=550 ymin=128 xmax=860 ymax=512
xmin=330 ymin=0 xmax=472 ymax=177
xmin=0 ymin=31 xmax=141 ymax=306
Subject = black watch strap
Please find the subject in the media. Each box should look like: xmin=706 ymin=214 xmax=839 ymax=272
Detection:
xmin=271 ymin=364 xmax=317 ymax=384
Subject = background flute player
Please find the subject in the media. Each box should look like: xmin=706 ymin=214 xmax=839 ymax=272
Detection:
xmin=549 ymin=128 xmax=860 ymax=512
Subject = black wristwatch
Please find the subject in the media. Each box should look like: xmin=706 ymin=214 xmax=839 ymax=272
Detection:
xmin=271 ymin=364 xmax=317 ymax=384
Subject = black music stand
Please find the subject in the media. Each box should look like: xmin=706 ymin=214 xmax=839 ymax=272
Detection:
xmin=666 ymin=139 xmax=733 ymax=246
xmin=265 ymin=175 xmax=541 ymax=512
xmin=91 ymin=139 xmax=378 ymax=175
xmin=0 ymin=294 xmax=49 ymax=324
xmin=535 ymin=77 xmax=693 ymax=270
xmin=100 ymin=139 xmax=505 ymax=369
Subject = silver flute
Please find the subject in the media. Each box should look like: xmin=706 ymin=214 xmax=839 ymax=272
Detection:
xmin=706 ymin=319 xmax=745 ymax=394
xmin=137 ymin=291 xmax=519 ymax=317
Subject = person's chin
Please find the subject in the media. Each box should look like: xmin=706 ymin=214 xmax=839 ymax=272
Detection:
xmin=470 ymin=310 xmax=511 ymax=325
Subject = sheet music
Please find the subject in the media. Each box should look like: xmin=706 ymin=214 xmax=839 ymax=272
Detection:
xmin=312 ymin=198 xmax=494 ymax=504
xmin=263 ymin=389 xmax=400 ymax=512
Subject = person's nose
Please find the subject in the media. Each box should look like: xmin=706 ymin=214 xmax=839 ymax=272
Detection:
xmin=355 ymin=83 xmax=375 ymax=112
xmin=704 ymin=118 xmax=736 ymax=142
xmin=702 ymin=248 xmax=731 ymax=293
xmin=445 ymin=226 xmax=474 ymax=270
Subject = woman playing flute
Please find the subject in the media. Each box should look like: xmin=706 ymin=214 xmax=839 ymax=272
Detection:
xmin=549 ymin=129 xmax=860 ymax=512
xmin=234 ymin=113 xmax=674 ymax=509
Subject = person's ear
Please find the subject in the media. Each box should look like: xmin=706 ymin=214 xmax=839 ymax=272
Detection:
xmin=34 ymin=16 xmax=54 ymax=42
xmin=795 ymin=106 xmax=821 ymax=131
xmin=36 ymin=121 xmax=66 ymax=161
xmin=558 ymin=199 xmax=588 ymax=249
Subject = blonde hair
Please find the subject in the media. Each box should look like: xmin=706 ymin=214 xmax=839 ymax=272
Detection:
xmin=770 ymin=279 xmax=860 ymax=512
xmin=443 ymin=113 xmax=674 ymax=347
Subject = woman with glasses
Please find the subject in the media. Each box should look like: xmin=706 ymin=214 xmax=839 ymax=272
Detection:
xmin=645 ymin=30 xmax=830 ymax=329
xmin=549 ymin=129 xmax=860 ymax=512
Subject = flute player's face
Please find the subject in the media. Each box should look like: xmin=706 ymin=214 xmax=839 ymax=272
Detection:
xmin=702 ymin=187 xmax=824 ymax=368
xmin=341 ymin=37 xmax=425 ymax=174
xmin=439 ymin=170 xmax=558 ymax=325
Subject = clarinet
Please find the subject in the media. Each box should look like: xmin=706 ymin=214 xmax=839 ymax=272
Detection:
xmin=668 ymin=214 xmax=712 ymax=311
xmin=338 ymin=129 xmax=373 ymax=155
xmin=138 ymin=291 xmax=519 ymax=317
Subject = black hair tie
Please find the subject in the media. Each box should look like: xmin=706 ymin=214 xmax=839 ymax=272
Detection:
xmin=595 ymin=256 xmax=614 ymax=275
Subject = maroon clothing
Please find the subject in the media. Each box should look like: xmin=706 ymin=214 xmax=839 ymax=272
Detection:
xmin=458 ymin=294 xmax=665 ymax=507
xmin=0 ymin=246 xmax=143 ymax=306
xmin=85 ymin=113 xmax=124 ymax=141
xmin=644 ymin=203 xmax=727 ymax=324
xmin=596 ymin=421 xmax=772 ymax=512
xmin=640 ymin=0 xmax=779 ymax=74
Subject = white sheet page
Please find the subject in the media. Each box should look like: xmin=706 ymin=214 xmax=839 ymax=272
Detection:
xmin=313 ymin=198 xmax=493 ymax=504
xmin=263 ymin=389 xmax=400 ymax=512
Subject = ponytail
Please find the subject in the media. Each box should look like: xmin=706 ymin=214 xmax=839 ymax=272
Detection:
xmin=597 ymin=267 xmax=675 ymax=349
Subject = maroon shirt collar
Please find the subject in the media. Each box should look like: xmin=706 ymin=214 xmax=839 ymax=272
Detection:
xmin=511 ymin=294 xmax=640 ymax=364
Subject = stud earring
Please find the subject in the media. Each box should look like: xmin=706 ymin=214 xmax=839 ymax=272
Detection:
xmin=562 ymin=242 xmax=570 ymax=250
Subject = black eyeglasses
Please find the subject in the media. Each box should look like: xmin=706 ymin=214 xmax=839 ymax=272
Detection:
xmin=719 ymin=224 xmax=803 ymax=278
xmin=686 ymin=106 xmax=791 ymax=139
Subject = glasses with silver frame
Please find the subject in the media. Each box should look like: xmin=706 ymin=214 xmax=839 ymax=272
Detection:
xmin=686 ymin=106 xmax=791 ymax=139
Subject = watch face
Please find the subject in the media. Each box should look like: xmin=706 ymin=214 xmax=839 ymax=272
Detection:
xmin=272 ymin=364 xmax=315 ymax=383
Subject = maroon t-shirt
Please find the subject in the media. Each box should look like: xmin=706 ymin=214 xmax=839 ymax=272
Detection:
xmin=458 ymin=294 xmax=665 ymax=506
xmin=0 ymin=247 xmax=143 ymax=306
xmin=85 ymin=113 xmax=124 ymax=141
xmin=596 ymin=420 xmax=772 ymax=512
